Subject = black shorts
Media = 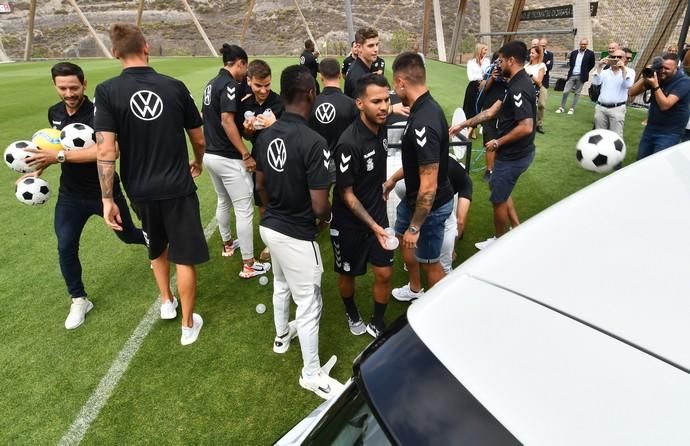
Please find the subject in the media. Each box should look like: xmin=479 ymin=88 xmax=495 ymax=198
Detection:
xmin=132 ymin=193 xmax=210 ymax=265
xmin=330 ymin=226 xmax=394 ymax=276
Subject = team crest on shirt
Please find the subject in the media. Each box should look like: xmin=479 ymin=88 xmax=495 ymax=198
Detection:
xmin=513 ymin=92 xmax=523 ymax=108
xmin=339 ymin=153 xmax=351 ymax=173
xmin=203 ymin=85 xmax=212 ymax=106
xmin=364 ymin=148 xmax=375 ymax=172
xmin=267 ymin=138 xmax=287 ymax=172
xmin=130 ymin=90 xmax=163 ymax=121
xmin=300 ymin=56 xmax=306 ymax=64
xmin=315 ymin=103 xmax=336 ymax=124
xmin=343 ymin=262 xmax=351 ymax=272
xmin=226 ymin=86 xmax=236 ymax=101
xmin=382 ymin=138 xmax=388 ymax=150
xmin=415 ymin=127 xmax=427 ymax=148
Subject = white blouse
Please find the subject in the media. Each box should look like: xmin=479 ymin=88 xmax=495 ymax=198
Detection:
xmin=467 ymin=57 xmax=491 ymax=82
xmin=524 ymin=62 xmax=546 ymax=80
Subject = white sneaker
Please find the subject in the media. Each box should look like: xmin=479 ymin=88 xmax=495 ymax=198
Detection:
xmin=555 ymin=107 xmax=564 ymax=114
xmin=180 ymin=313 xmax=203 ymax=346
xmin=239 ymin=261 xmax=271 ymax=279
xmin=392 ymin=283 xmax=425 ymax=302
xmin=299 ymin=370 xmax=344 ymax=400
xmin=273 ymin=320 xmax=298 ymax=354
xmin=160 ymin=296 xmax=178 ymax=320
xmin=475 ymin=236 xmax=497 ymax=250
xmin=567 ymin=108 xmax=575 ymax=115
xmin=346 ymin=313 xmax=366 ymax=336
xmin=65 ymin=297 xmax=94 ymax=330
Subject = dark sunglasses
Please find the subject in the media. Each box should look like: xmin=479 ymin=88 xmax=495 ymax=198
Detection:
xmin=609 ymin=55 xmax=623 ymax=59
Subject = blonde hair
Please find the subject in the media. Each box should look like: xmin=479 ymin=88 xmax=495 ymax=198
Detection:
xmin=474 ymin=43 xmax=488 ymax=60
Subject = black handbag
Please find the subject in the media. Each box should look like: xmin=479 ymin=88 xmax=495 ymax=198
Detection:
xmin=554 ymin=78 xmax=566 ymax=92
xmin=588 ymin=83 xmax=601 ymax=102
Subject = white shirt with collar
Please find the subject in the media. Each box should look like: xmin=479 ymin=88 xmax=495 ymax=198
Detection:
xmin=591 ymin=67 xmax=633 ymax=104
xmin=573 ymin=50 xmax=586 ymax=75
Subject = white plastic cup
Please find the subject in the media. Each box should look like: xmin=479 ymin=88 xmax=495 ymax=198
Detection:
xmin=256 ymin=303 xmax=266 ymax=314
xmin=259 ymin=276 xmax=269 ymax=286
xmin=244 ymin=110 xmax=255 ymax=120
xmin=384 ymin=227 xmax=399 ymax=250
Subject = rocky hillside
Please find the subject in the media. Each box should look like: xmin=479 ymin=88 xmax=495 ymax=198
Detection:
xmin=0 ymin=0 xmax=677 ymax=61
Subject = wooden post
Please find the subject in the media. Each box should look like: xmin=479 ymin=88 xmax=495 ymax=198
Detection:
xmin=66 ymin=0 xmax=113 ymax=58
xmin=239 ymin=0 xmax=256 ymax=46
xmin=23 ymin=0 xmax=37 ymax=61
xmin=504 ymin=0 xmax=525 ymax=44
xmin=136 ymin=0 xmax=145 ymax=27
xmin=432 ymin=0 xmax=446 ymax=61
xmin=479 ymin=0 xmax=491 ymax=53
xmin=293 ymin=0 xmax=316 ymax=46
xmin=634 ymin=0 xmax=685 ymax=76
xmin=180 ymin=0 xmax=218 ymax=57
xmin=448 ymin=0 xmax=468 ymax=64
xmin=422 ymin=0 xmax=432 ymax=56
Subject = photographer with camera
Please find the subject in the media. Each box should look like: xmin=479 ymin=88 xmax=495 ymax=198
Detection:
xmin=629 ymin=53 xmax=690 ymax=160
xmin=591 ymin=49 xmax=633 ymax=137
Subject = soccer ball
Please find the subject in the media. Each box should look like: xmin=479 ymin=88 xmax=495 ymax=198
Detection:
xmin=32 ymin=127 xmax=63 ymax=150
xmin=15 ymin=176 xmax=51 ymax=205
xmin=4 ymin=140 xmax=38 ymax=173
xmin=576 ymin=129 xmax=626 ymax=173
xmin=60 ymin=123 xmax=96 ymax=150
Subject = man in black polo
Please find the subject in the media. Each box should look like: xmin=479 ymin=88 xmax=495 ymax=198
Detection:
xmin=383 ymin=52 xmax=454 ymax=300
xmin=25 ymin=62 xmax=145 ymax=330
xmin=95 ymin=23 xmax=209 ymax=346
xmin=254 ymin=65 xmax=342 ymax=400
xmin=450 ymin=40 xmax=537 ymax=251
xmin=309 ymin=58 xmax=358 ymax=182
xmin=331 ymin=74 xmax=393 ymax=338
xmin=342 ymin=41 xmax=357 ymax=76
xmin=344 ymin=27 xmax=379 ymax=98
xmin=202 ymin=44 xmax=270 ymax=278
xmin=300 ymin=39 xmax=320 ymax=94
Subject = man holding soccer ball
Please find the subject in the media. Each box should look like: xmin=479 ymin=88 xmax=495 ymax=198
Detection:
xmin=23 ymin=62 xmax=145 ymax=330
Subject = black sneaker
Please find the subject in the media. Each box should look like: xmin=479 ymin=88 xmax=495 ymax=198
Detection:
xmin=536 ymin=126 xmax=545 ymax=134
xmin=482 ymin=169 xmax=492 ymax=183
xmin=366 ymin=321 xmax=385 ymax=338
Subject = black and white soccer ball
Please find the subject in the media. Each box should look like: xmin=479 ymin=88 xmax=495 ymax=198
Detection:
xmin=4 ymin=140 xmax=38 ymax=173
xmin=15 ymin=176 xmax=51 ymax=205
xmin=576 ymin=129 xmax=626 ymax=173
xmin=60 ymin=123 xmax=96 ymax=150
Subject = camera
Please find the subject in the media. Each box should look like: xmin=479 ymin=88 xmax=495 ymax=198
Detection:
xmin=643 ymin=56 xmax=664 ymax=78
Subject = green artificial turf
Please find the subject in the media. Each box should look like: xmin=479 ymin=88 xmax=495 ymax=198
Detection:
xmin=0 ymin=57 xmax=646 ymax=445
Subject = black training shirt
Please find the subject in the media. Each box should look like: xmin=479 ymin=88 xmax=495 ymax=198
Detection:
xmin=308 ymin=86 xmax=358 ymax=152
xmin=496 ymin=69 xmax=536 ymax=161
xmin=332 ymin=117 xmax=388 ymax=231
xmin=371 ymin=57 xmax=385 ymax=75
xmin=342 ymin=55 xmax=355 ymax=76
xmin=94 ymin=66 xmax=202 ymax=202
xmin=202 ymin=68 xmax=243 ymax=159
xmin=239 ymin=90 xmax=284 ymax=144
xmin=400 ymin=91 xmax=453 ymax=210
xmin=344 ymin=58 xmax=370 ymax=98
xmin=448 ymin=157 xmax=473 ymax=200
xmin=255 ymin=112 xmax=330 ymax=241
xmin=48 ymin=97 xmax=122 ymax=198
xmin=300 ymin=50 xmax=319 ymax=79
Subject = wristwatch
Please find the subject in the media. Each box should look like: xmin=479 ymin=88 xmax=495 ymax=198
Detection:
xmin=407 ymin=225 xmax=420 ymax=234
xmin=56 ymin=150 xmax=66 ymax=163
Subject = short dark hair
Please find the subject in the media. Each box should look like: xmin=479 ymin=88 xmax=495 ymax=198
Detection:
xmin=220 ymin=43 xmax=248 ymax=65
xmin=248 ymin=59 xmax=271 ymax=79
xmin=355 ymin=27 xmax=378 ymax=45
xmin=498 ymin=40 xmax=528 ymax=65
xmin=110 ymin=23 xmax=146 ymax=59
xmin=354 ymin=73 xmax=390 ymax=99
xmin=305 ymin=39 xmax=314 ymax=51
xmin=51 ymin=62 xmax=85 ymax=84
xmin=319 ymin=58 xmax=340 ymax=79
xmin=392 ymin=52 xmax=426 ymax=85
xmin=662 ymin=52 xmax=679 ymax=63
xmin=622 ymin=47 xmax=633 ymax=54
xmin=280 ymin=65 xmax=315 ymax=104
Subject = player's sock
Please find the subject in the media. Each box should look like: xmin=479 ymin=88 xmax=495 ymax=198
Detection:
xmin=372 ymin=302 xmax=387 ymax=328
xmin=341 ymin=295 xmax=360 ymax=321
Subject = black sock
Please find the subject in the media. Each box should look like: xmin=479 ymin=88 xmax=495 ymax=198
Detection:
xmin=342 ymin=295 xmax=360 ymax=321
xmin=372 ymin=302 xmax=387 ymax=327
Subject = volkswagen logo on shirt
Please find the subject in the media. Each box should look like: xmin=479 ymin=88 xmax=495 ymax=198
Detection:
xmin=267 ymin=138 xmax=287 ymax=172
xmin=315 ymin=102 xmax=336 ymax=124
xmin=130 ymin=90 xmax=163 ymax=121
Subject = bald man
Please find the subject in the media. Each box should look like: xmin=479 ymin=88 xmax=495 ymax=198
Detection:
xmin=556 ymin=39 xmax=595 ymax=115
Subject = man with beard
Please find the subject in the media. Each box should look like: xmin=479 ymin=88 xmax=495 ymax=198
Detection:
xmin=25 ymin=62 xmax=145 ymax=330
xmin=330 ymin=74 xmax=393 ymax=338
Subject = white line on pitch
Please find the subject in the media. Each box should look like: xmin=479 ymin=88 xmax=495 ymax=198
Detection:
xmin=58 ymin=217 xmax=218 ymax=446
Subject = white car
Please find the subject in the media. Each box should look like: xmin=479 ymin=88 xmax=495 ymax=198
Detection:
xmin=277 ymin=143 xmax=690 ymax=445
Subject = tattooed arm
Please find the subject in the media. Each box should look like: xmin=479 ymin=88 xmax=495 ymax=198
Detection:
xmin=342 ymin=186 xmax=388 ymax=248
xmin=402 ymin=162 xmax=438 ymax=249
xmin=449 ymin=99 xmax=502 ymax=136
xmin=96 ymin=131 xmax=122 ymax=231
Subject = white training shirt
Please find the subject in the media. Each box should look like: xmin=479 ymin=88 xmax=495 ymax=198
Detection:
xmin=467 ymin=57 xmax=491 ymax=82
xmin=591 ymin=67 xmax=634 ymax=104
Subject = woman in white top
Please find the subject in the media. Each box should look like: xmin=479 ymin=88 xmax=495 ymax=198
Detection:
xmin=463 ymin=43 xmax=490 ymax=137
xmin=525 ymin=45 xmax=547 ymax=133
